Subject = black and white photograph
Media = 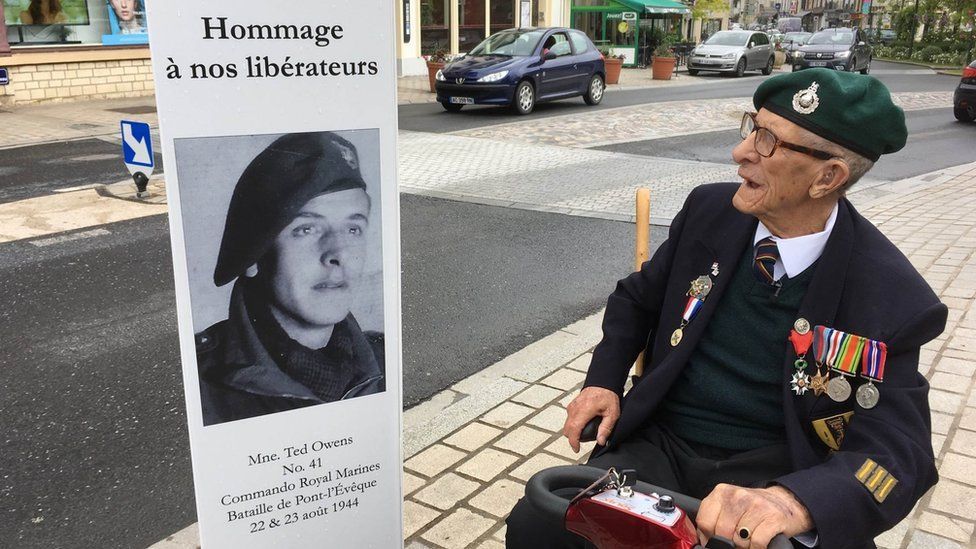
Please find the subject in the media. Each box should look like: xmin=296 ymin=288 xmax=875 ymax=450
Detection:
xmin=174 ymin=129 xmax=386 ymax=426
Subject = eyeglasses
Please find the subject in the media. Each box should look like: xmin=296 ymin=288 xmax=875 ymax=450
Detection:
xmin=739 ymin=112 xmax=835 ymax=160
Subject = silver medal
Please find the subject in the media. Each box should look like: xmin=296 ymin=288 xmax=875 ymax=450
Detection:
xmin=793 ymin=318 xmax=811 ymax=335
xmin=856 ymin=382 xmax=880 ymax=409
xmin=826 ymin=376 xmax=852 ymax=402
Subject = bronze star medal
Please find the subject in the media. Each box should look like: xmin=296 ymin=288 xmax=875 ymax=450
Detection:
xmin=809 ymin=367 xmax=829 ymax=396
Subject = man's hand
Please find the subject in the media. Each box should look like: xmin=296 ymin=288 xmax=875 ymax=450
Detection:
xmin=562 ymin=387 xmax=620 ymax=452
xmin=696 ymin=484 xmax=814 ymax=548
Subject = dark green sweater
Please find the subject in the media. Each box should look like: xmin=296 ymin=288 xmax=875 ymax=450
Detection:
xmin=657 ymin=245 xmax=815 ymax=451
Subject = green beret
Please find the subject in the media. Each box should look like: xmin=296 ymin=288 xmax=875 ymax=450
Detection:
xmin=753 ymin=68 xmax=906 ymax=162
xmin=213 ymin=132 xmax=367 ymax=287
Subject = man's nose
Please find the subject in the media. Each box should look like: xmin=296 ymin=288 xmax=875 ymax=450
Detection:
xmin=732 ymin=133 xmax=757 ymax=164
xmin=318 ymin=232 xmax=349 ymax=267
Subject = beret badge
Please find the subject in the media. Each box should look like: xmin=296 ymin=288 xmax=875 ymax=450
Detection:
xmin=792 ymin=81 xmax=820 ymax=115
xmin=335 ymin=141 xmax=359 ymax=170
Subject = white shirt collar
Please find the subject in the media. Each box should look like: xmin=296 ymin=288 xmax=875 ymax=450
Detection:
xmin=753 ymin=204 xmax=838 ymax=281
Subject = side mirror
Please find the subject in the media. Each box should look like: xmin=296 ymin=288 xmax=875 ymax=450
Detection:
xmin=748 ymin=42 xmax=755 ymax=48
xmin=543 ymin=51 xmax=557 ymax=60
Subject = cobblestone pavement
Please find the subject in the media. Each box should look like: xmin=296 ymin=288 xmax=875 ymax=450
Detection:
xmin=451 ymin=91 xmax=955 ymax=149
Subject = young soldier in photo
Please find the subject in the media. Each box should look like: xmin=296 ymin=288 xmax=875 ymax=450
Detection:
xmin=507 ymin=69 xmax=947 ymax=548
xmin=196 ymin=132 xmax=384 ymax=426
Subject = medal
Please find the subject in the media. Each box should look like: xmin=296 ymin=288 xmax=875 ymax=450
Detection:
xmin=857 ymin=339 xmax=888 ymax=409
xmin=670 ymin=275 xmax=711 ymax=347
xmin=789 ymin=327 xmax=814 ymax=372
xmin=791 ymin=371 xmax=811 ymax=395
xmin=821 ymin=328 xmax=866 ymax=402
xmin=809 ymin=326 xmax=831 ymax=396
xmin=793 ymin=317 xmax=811 ymax=335
xmin=810 ymin=370 xmax=829 ymax=396
xmin=856 ymin=383 xmax=880 ymax=409
xmin=827 ymin=376 xmax=852 ymax=401
xmin=711 ymin=262 xmax=720 ymax=277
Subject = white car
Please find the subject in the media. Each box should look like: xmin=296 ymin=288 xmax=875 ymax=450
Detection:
xmin=688 ymin=30 xmax=774 ymax=77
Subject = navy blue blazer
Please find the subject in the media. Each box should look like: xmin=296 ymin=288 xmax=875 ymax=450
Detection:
xmin=585 ymin=183 xmax=947 ymax=549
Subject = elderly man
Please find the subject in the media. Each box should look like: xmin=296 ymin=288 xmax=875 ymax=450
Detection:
xmin=196 ymin=132 xmax=385 ymax=426
xmin=507 ymin=69 xmax=946 ymax=548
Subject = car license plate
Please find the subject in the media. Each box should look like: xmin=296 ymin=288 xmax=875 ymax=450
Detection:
xmin=450 ymin=97 xmax=474 ymax=105
xmin=808 ymin=61 xmax=828 ymax=67
xmin=698 ymin=59 xmax=720 ymax=65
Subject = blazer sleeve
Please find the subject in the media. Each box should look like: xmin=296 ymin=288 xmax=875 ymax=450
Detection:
xmin=583 ymin=188 xmax=695 ymax=394
xmin=774 ymin=300 xmax=948 ymax=549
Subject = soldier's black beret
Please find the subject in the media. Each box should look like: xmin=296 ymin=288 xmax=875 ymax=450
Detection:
xmin=213 ymin=132 xmax=367 ymax=286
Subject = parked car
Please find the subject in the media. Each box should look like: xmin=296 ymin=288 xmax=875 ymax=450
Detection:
xmin=782 ymin=31 xmax=813 ymax=62
xmin=793 ymin=27 xmax=872 ymax=73
xmin=864 ymin=28 xmax=897 ymax=45
xmin=953 ymin=59 xmax=976 ymax=122
xmin=434 ymin=27 xmax=605 ymax=115
xmin=687 ymin=30 xmax=774 ymax=77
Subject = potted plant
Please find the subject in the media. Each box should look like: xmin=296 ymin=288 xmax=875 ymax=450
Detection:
xmin=651 ymin=39 xmax=676 ymax=80
xmin=598 ymin=46 xmax=625 ymax=85
xmin=773 ymin=42 xmax=787 ymax=69
xmin=424 ymin=50 xmax=450 ymax=93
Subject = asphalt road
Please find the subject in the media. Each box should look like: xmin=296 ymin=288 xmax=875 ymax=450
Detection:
xmin=398 ymin=61 xmax=963 ymax=134
xmin=594 ymin=107 xmax=976 ymax=182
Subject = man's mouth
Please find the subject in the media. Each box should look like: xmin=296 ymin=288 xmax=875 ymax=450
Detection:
xmin=313 ymin=281 xmax=347 ymax=290
xmin=740 ymin=173 xmax=762 ymax=190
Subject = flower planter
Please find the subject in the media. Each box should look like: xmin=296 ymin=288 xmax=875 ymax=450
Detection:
xmin=426 ymin=61 xmax=444 ymax=93
xmin=651 ymin=56 xmax=676 ymax=80
xmin=773 ymin=50 xmax=786 ymax=69
xmin=604 ymin=57 xmax=624 ymax=85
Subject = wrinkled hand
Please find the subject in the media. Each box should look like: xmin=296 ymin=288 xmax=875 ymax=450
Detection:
xmin=696 ymin=484 xmax=813 ymax=549
xmin=562 ymin=387 xmax=620 ymax=452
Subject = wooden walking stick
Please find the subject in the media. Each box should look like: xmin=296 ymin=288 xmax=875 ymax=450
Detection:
xmin=634 ymin=188 xmax=650 ymax=378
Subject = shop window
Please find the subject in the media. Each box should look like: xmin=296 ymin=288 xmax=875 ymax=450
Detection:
xmin=420 ymin=0 xmax=450 ymax=55
xmin=572 ymin=0 xmax=607 ymax=6
xmin=573 ymin=11 xmax=603 ymax=45
xmin=459 ymin=0 xmax=485 ymax=50
xmin=3 ymin=0 xmax=147 ymax=47
xmin=490 ymin=0 xmax=514 ymax=34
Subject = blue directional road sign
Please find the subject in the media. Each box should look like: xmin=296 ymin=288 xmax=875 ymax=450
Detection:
xmin=0 ymin=68 xmax=9 ymax=86
xmin=120 ymin=120 xmax=154 ymax=175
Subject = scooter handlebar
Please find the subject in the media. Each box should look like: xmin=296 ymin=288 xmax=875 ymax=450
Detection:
xmin=526 ymin=465 xmax=794 ymax=549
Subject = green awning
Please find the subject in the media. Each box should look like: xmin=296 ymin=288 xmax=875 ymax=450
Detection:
xmin=616 ymin=0 xmax=691 ymax=15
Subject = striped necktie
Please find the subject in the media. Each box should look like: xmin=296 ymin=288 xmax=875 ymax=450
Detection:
xmin=754 ymin=237 xmax=780 ymax=285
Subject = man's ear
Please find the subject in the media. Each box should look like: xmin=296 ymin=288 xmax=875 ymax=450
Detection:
xmin=244 ymin=264 xmax=259 ymax=278
xmin=810 ymin=158 xmax=850 ymax=198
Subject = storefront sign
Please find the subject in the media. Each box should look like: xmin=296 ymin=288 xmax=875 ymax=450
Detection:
xmin=145 ymin=1 xmax=402 ymax=547
xmin=403 ymin=0 xmax=411 ymax=43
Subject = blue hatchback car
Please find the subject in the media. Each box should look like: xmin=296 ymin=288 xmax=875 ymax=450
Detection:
xmin=435 ymin=27 xmax=606 ymax=115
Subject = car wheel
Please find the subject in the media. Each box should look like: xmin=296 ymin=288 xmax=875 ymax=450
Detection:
xmin=441 ymin=101 xmax=463 ymax=113
xmin=954 ymin=106 xmax=976 ymax=123
xmin=687 ymin=68 xmax=699 ymax=76
xmin=583 ymin=74 xmax=605 ymax=106
xmin=762 ymin=56 xmax=774 ymax=75
xmin=860 ymin=57 xmax=871 ymax=75
xmin=734 ymin=58 xmax=746 ymax=77
xmin=512 ymin=80 xmax=535 ymax=115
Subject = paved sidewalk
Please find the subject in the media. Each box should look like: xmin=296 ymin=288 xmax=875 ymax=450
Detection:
xmin=151 ymin=163 xmax=976 ymax=549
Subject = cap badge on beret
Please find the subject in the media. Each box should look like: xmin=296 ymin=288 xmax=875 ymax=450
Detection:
xmin=792 ymin=81 xmax=820 ymax=115
xmin=335 ymin=141 xmax=359 ymax=170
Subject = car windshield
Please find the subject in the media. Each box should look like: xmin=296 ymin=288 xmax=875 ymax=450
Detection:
xmin=469 ymin=29 xmax=546 ymax=56
xmin=807 ymin=31 xmax=854 ymax=45
xmin=785 ymin=33 xmax=811 ymax=44
xmin=704 ymin=31 xmax=751 ymax=46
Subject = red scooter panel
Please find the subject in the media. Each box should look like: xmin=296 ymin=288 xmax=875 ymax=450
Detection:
xmin=565 ymin=489 xmax=699 ymax=549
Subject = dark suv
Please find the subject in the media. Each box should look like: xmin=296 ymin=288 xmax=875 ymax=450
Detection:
xmin=794 ymin=27 xmax=872 ymax=74
xmin=953 ymin=59 xmax=976 ymax=122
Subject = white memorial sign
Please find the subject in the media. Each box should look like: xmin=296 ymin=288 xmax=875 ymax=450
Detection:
xmin=144 ymin=2 xmax=402 ymax=546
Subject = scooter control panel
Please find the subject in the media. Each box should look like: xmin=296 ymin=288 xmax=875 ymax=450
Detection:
xmin=591 ymin=489 xmax=683 ymax=527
